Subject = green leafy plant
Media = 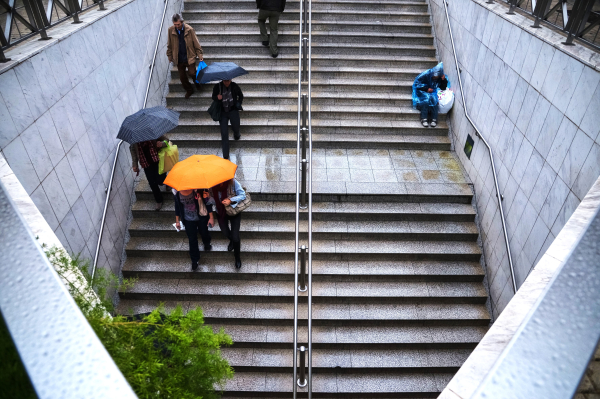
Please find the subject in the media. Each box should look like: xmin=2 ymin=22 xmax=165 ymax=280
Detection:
xmin=44 ymin=245 xmax=234 ymax=399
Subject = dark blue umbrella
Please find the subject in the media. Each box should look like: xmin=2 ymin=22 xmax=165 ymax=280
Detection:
xmin=116 ymin=106 xmax=180 ymax=144
xmin=197 ymin=62 xmax=248 ymax=84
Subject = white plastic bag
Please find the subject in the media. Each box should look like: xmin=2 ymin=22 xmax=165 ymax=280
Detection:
xmin=438 ymin=89 xmax=455 ymax=113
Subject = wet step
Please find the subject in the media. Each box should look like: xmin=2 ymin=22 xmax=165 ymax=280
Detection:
xmin=186 ymin=0 xmax=428 ymax=12
xmin=128 ymin=217 xmax=479 ymax=241
xmin=116 ymin=299 xmax=491 ymax=326
xmin=222 ymin=371 xmax=452 ymax=397
xmin=123 ymin=256 xmax=484 ymax=281
xmin=119 ymin=277 xmax=487 ymax=303
xmin=132 ymin=199 xmax=476 ymax=222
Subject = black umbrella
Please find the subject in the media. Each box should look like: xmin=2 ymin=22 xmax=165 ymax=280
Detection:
xmin=197 ymin=62 xmax=249 ymax=84
xmin=116 ymin=106 xmax=180 ymax=144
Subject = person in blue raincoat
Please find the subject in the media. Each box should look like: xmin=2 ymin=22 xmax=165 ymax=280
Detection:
xmin=412 ymin=62 xmax=449 ymax=128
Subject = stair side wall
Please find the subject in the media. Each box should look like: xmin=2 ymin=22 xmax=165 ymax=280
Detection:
xmin=428 ymin=0 xmax=600 ymax=317
xmin=0 ymin=0 xmax=183 ymax=276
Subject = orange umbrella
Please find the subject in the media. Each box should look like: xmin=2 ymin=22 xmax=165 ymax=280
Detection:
xmin=163 ymin=155 xmax=237 ymax=191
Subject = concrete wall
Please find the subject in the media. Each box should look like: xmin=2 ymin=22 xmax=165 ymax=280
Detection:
xmin=428 ymin=0 xmax=600 ymax=316
xmin=0 ymin=0 xmax=182 ymax=276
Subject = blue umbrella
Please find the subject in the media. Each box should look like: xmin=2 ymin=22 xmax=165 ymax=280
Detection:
xmin=196 ymin=62 xmax=248 ymax=84
xmin=116 ymin=106 xmax=180 ymax=144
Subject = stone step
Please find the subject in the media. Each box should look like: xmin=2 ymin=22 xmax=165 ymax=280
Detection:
xmin=189 ymin=19 xmax=434 ymax=34
xmin=125 ymin=236 xmax=482 ymax=262
xmin=195 ymin=30 xmax=434 ymax=46
xmin=198 ymin=41 xmax=436 ymax=57
xmin=186 ymin=0 xmax=428 ymax=12
xmin=200 ymin=53 xmax=437 ymax=69
xmin=128 ymin=217 xmax=479 ymax=241
xmin=166 ymin=91 xmax=415 ymax=108
xmin=221 ymin=371 xmax=451 ymax=397
xmin=169 ymin=77 xmax=416 ymax=92
xmin=171 ymin=106 xmax=436 ymax=122
xmin=184 ymin=10 xmax=432 ymax=23
xmin=212 ymin=324 xmax=487 ymax=348
xmin=168 ymin=121 xmax=450 ymax=141
xmin=171 ymin=65 xmax=428 ymax=81
xmin=119 ymin=277 xmax=487 ymax=303
xmin=122 ymin=256 xmax=484 ymax=282
xmin=132 ymin=199 xmax=476 ymax=222
xmin=116 ymin=299 xmax=491 ymax=326
xmin=135 ymin=179 xmax=473 ymax=203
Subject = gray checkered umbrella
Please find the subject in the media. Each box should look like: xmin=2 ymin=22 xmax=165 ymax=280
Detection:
xmin=116 ymin=106 xmax=180 ymax=144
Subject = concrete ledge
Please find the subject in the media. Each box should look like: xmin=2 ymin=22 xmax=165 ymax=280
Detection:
xmin=439 ymin=175 xmax=600 ymax=399
xmin=470 ymin=0 xmax=600 ymax=72
xmin=0 ymin=0 xmax=135 ymax=75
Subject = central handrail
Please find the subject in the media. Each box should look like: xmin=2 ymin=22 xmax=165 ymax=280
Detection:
xmin=91 ymin=0 xmax=170 ymax=280
xmin=441 ymin=0 xmax=517 ymax=293
xmin=293 ymin=0 xmax=313 ymax=396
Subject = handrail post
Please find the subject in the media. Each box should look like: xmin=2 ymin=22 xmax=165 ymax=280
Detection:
xmin=303 ymin=0 xmax=308 ymax=33
xmin=302 ymin=94 xmax=307 ymax=160
xmin=297 ymin=346 xmax=307 ymax=387
xmin=300 ymin=159 xmax=307 ymax=209
xmin=302 ymin=37 xmax=308 ymax=82
xmin=0 ymin=48 xmax=10 ymax=63
xmin=299 ymin=245 xmax=307 ymax=291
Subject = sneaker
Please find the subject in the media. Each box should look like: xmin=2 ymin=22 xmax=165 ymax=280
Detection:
xmin=421 ymin=119 xmax=429 ymax=127
xmin=227 ymin=241 xmax=234 ymax=252
xmin=271 ymin=53 xmax=279 ymax=58
xmin=192 ymin=261 xmax=198 ymax=271
xmin=235 ymin=258 xmax=242 ymax=269
xmin=205 ymin=244 xmax=212 ymax=252
xmin=430 ymin=119 xmax=437 ymax=128
xmin=262 ymin=41 xmax=269 ymax=46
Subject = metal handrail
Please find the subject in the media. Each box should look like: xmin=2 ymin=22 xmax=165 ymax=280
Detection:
xmin=442 ymin=0 xmax=518 ymax=294
xmin=293 ymin=0 xmax=312 ymax=396
xmin=91 ymin=0 xmax=169 ymax=280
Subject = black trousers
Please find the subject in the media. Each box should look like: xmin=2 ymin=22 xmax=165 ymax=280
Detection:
xmin=217 ymin=212 xmax=242 ymax=259
xmin=182 ymin=215 xmax=212 ymax=264
xmin=144 ymin=162 xmax=166 ymax=203
xmin=219 ymin=109 xmax=240 ymax=160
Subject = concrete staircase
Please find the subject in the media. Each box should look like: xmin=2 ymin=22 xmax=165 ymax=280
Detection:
xmin=117 ymin=0 xmax=490 ymax=397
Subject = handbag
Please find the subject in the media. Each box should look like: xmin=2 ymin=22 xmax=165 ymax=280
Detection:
xmin=158 ymin=141 xmax=179 ymax=175
xmin=437 ymin=89 xmax=455 ymax=113
xmin=225 ymin=185 xmax=252 ymax=216
xmin=207 ymin=83 xmax=222 ymax=122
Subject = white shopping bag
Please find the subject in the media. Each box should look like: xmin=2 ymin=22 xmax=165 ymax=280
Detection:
xmin=173 ymin=223 xmax=185 ymax=232
xmin=438 ymin=89 xmax=455 ymax=113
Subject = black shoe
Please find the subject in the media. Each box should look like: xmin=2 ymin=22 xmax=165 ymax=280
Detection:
xmin=235 ymin=258 xmax=242 ymax=269
xmin=205 ymin=244 xmax=212 ymax=251
xmin=195 ymin=83 xmax=201 ymax=90
xmin=271 ymin=53 xmax=279 ymax=58
xmin=192 ymin=261 xmax=198 ymax=271
xmin=234 ymin=135 xmax=241 ymax=141
xmin=228 ymin=241 xmax=234 ymax=252
xmin=262 ymin=41 xmax=269 ymax=46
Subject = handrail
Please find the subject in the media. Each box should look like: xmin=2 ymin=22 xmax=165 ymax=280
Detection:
xmin=293 ymin=0 xmax=313 ymax=396
xmin=441 ymin=0 xmax=518 ymax=294
xmin=91 ymin=0 xmax=169 ymax=280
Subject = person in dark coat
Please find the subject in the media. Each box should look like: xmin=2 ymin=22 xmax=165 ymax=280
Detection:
xmin=212 ymin=80 xmax=244 ymax=160
xmin=173 ymin=189 xmax=215 ymax=270
xmin=130 ymin=136 xmax=169 ymax=211
xmin=256 ymin=0 xmax=286 ymax=58
xmin=412 ymin=62 xmax=448 ymax=128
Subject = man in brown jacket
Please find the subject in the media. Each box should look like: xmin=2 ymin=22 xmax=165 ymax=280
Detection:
xmin=167 ymin=14 xmax=204 ymax=99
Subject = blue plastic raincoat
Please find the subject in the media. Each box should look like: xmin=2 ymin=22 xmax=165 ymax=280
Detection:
xmin=412 ymin=62 xmax=450 ymax=110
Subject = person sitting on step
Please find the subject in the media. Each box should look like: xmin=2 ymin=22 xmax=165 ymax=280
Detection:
xmin=412 ymin=62 xmax=447 ymax=128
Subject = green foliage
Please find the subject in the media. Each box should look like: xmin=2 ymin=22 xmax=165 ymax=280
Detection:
xmin=43 ymin=246 xmax=234 ymax=399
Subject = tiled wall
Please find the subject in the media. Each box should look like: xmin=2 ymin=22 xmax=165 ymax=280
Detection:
xmin=0 ymin=0 xmax=182 ymax=276
xmin=428 ymin=0 xmax=600 ymax=316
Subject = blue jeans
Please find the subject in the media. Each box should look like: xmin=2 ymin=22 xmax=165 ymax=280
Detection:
xmin=420 ymin=104 xmax=438 ymax=121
